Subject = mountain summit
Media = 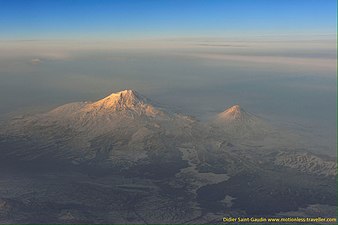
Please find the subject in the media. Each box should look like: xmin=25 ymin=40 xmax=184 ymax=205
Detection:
xmin=47 ymin=89 xmax=161 ymax=118
xmin=212 ymin=105 xmax=271 ymax=140
xmin=7 ymin=89 xmax=195 ymax=142
xmin=217 ymin=105 xmax=249 ymax=122
xmin=3 ymin=89 xmax=195 ymax=163
xmin=91 ymin=90 xmax=149 ymax=111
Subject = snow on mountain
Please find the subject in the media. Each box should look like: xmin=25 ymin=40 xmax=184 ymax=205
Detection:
xmin=216 ymin=105 xmax=248 ymax=121
xmin=47 ymin=90 xmax=167 ymax=125
xmin=209 ymin=104 xmax=316 ymax=153
xmin=1 ymin=90 xmax=196 ymax=164
xmin=6 ymin=90 xmax=194 ymax=136
xmin=0 ymin=91 xmax=336 ymax=178
xmin=50 ymin=90 xmax=162 ymax=117
xmin=211 ymin=104 xmax=273 ymax=141
xmin=274 ymin=151 xmax=337 ymax=177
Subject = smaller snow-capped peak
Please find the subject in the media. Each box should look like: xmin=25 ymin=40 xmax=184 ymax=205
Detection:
xmin=212 ymin=104 xmax=274 ymax=140
xmin=217 ymin=105 xmax=250 ymax=121
xmin=222 ymin=105 xmax=242 ymax=117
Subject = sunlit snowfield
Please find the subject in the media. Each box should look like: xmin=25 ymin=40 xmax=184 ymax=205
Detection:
xmin=0 ymin=37 xmax=336 ymax=155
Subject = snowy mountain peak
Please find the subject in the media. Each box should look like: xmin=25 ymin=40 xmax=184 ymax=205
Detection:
xmin=217 ymin=104 xmax=247 ymax=121
xmin=107 ymin=89 xmax=140 ymax=100
xmin=224 ymin=104 xmax=242 ymax=115
xmin=212 ymin=104 xmax=273 ymax=140
xmin=90 ymin=89 xmax=149 ymax=111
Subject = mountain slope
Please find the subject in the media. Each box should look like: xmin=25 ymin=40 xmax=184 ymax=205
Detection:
xmin=211 ymin=104 xmax=273 ymax=140
xmin=0 ymin=92 xmax=335 ymax=179
xmin=1 ymin=90 xmax=196 ymax=166
xmin=0 ymin=90 xmax=336 ymax=224
xmin=274 ymin=151 xmax=337 ymax=176
xmin=6 ymin=90 xmax=194 ymax=136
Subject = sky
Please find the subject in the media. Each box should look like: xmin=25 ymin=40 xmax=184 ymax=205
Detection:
xmin=0 ymin=0 xmax=336 ymax=39
xmin=0 ymin=0 xmax=336 ymax=155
